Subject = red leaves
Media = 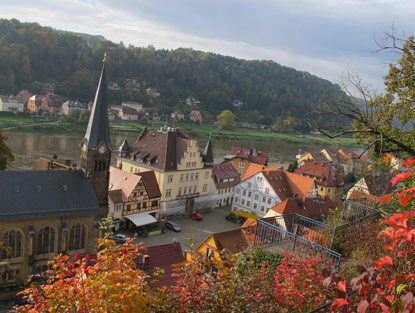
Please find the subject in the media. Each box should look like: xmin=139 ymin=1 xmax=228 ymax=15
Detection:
xmin=332 ymin=298 xmax=349 ymax=312
xmin=401 ymin=159 xmax=415 ymax=168
xmin=391 ymin=172 xmax=412 ymax=186
xmin=377 ymin=195 xmax=393 ymax=203
xmin=337 ymin=281 xmax=347 ymax=293
xmin=375 ymin=256 xmax=393 ymax=267
xmin=75 ymin=253 xmax=81 ymax=259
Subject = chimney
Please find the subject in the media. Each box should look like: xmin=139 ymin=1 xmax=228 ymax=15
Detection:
xmin=143 ymin=254 xmax=149 ymax=271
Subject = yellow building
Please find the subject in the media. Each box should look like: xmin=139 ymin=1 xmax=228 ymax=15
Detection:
xmin=117 ymin=127 xmax=214 ymax=215
xmin=190 ymin=227 xmax=255 ymax=262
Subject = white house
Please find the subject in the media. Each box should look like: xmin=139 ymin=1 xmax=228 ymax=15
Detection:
xmin=209 ymin=164 xmax=241 ymax=207
xmin=122 ymin=101 xmax=143 ymax=112
xmin=232 ymin=164 xmax=317 ymax=217
xmin=0 ymin=95 xmax=24 ymax=112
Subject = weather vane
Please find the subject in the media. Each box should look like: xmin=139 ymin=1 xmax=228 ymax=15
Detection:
xmin=103 ymin=51 xmax=107 ymax=63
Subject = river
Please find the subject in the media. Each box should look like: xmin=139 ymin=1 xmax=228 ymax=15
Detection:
xmin=4 ymin=131 xmax=332 ymax=170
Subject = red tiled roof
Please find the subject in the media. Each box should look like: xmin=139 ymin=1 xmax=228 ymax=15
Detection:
xmin=127 ymin=128 xmax=191 ymax=171
xmin=211 ymin=227 xmax=255 ymax=255
xmin=109 ymin=167 xmax=142 ymax=200
xmin=270 ymin=196 xmax=335 ymax=220
xmin=135 ymin=170 xmax=161 ymax=198
xmin=144 ymin=243 xmax=185 ymax=288
xmin=108 ymin=189 xmax=123 ymax=203
xmin=363 ymin=173 xmax=394 ymax=197
xmin=347 ymin=190 xmax=377 ymax=201
xmin=211 ymin=164 xmax=241 ymax=190
xmin=230 ymin=147 xmax=269 ymax=165
xmin=295 ymin=160 xmax=344 ymax=187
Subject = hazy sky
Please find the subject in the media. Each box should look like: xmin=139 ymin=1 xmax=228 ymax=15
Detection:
xmin=2 ymin=0 xmax=415 ymax=89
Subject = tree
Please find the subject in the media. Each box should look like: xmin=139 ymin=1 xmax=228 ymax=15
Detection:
xmin=217 ymin=110 xmax=236 ymax=130
xmin=0 ymin=129 xmax=14 ymax=170
xmin=15 ymin=237 xmax=149 ymax=313
xmin=316 ymin=31 xmax=415 ymax=157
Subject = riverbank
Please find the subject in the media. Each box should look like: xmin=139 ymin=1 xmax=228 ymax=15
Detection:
xmin=0 ymin=116 xmax=358 ymax=147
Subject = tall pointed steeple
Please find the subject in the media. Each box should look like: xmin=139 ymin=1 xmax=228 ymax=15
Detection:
xmin=82 ymin=52 xmax=112 ymax=151
xmin=202 ymin=133 xmax=214 ymax=166
xmin=80 ymin=53 xmax=112 ymax=217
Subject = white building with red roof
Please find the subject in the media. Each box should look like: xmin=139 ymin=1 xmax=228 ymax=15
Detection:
xmin=210 ymin=163 xmax=241 ymax=207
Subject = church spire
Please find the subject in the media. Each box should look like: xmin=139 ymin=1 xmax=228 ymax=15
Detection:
xmin=82 ymin=53 xmax=112 ymax=151
xmin=202 ymin=133 xmax=214 ymax=166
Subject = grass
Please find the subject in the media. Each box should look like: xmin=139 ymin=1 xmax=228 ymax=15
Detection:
xmin=0 ymin=116 xmax=360 ymax=147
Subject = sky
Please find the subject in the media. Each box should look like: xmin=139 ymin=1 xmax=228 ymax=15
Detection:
xmin=1 ymin=0 xmax=415 ymax=90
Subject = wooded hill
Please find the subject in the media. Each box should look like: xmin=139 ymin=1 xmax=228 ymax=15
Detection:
xmin=0 ymin=18 xmax=348 ymax=127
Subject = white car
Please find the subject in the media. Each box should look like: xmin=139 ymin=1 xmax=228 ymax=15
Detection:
xmin=110 ymin=233 xmax=127 ymax=243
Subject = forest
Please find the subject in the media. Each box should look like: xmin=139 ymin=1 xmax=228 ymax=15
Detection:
xmin=0 ymin=18 xmax=348 ymax=127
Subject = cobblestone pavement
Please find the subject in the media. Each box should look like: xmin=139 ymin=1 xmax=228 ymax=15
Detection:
xmin=120 ymin=205 xmax=241 ymax=251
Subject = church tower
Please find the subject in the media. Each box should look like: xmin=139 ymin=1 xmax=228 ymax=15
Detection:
xmin=80 ymin=53 xmax=112 ymax=216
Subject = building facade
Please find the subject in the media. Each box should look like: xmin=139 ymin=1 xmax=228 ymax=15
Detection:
xmin=223 ymin=147 xmax=269 ymax=177
xmin=0 ymin=170 xmax=100 ymax=299
xmin=232 ymin=164 xmax=317 ymax=217
xmin=117 ymin=127 xmax=214 ymax=214
xmin=209 ymin=164 xmax=240 ymax=207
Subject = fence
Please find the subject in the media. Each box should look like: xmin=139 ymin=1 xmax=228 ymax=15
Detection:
xmin=254 ymin=218 xmax=342 ymax=268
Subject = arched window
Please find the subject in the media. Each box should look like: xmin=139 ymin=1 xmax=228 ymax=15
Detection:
xmin=37 ymin=226 xmax=55 ymax=254
xmin=68 ymin=224 xmax=86 ymax=250
xmin=1 ymin=229 xmax=23 ymax=259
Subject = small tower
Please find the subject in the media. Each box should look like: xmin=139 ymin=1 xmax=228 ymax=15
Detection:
xmin=80 ymin=53 xmax=112 ymax=216
xmin=118 ymin=135 xmax=130 ymax=158
xmin=202 ymin=133 xmax=214 ymax=167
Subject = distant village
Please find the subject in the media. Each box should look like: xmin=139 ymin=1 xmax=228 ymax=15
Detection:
xmin=0 ymin=60 xmax=400 ymax=302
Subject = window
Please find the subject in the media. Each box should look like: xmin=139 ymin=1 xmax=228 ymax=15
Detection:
xmin=202 ymin=184 xmax=208 ymax=192
xmin=180 ymin=174 xmax=184 ymax=182
xmin=195 ymin=173 xmax=199 ymax=180
xmin=320 ymin=187 xmax=324 ymax=192
xmin=236 ymin=187 xmax=240 ymax=193
xmin=114 ymin=204 xmax=122 ymax=212
xmin=254 ymin=194 xmax=259 ymax=200
xmin=248 ymin=191 xmax=252 ymax=198
xmin=166 ymin=189 xmax=171 ymax=197
xmin=267 ymin=198 xmax=271 ymax=205
xmin=37 ymin=226 xmax=55 ymax=254
xmin=241 ymin=199 xmax=245 ymax=205
xmin=178 ymin=188 xmax=182 ymax=196
xmin=235 ymin=197 xmax=239 ymax=203
xmin=239 ymin=162 xmax=245 ymax=168
xmin=193 ymin=186 xmax=197 ymax=193
xmin=2 ymin=229 xmax=22 ymax=259
xmin=184 ymin=187 xmax=187 ymax=194
xmin=186 ymin=174 xmax=189 ymax=181
xmin=1 ymin=268 xmax=20 ymax=282
xmin=192 ymin=162 xmax=196 ymax=167
xmin=242 ymin=190 xmax=246 ymax=196
xmin=167 ymin=175 xmax=173 ymax=183
xmin=253 ymin=203 xmax=258 ymax=210
xmin=266 ymin=208 xmax=270 ymax=213
xmin=186 ymin=162 xmax=190 ymax=168
xmin=205 ymin=172 xmax=209 ymax=179
xmin=260 ymin=206 xmax=265 ymax=213
xmin=246 ymin=201 xmax=251 ymax=207
xmin=126 ymin=205 xmax=131 ymax=212
xmin=257 ymin=176 xmax=262 ymax=182
xmin=247 ymin=182 xmax=252 ymax=188
xmin=328 ymin=188 xmax=331 ymax=193
xmin=265 ymin=188 xmax=270 ymax=194
xmin=69 ymin=224 xmax=86 ymax=251
xmin=191 ymin=173 xmax=194 ymax=181
xmin=262 ymin=197 xmax=266 ymax=203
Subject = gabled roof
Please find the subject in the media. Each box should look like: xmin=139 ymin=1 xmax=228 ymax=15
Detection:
xmin=0 ymin=170 xmax=99 ymax=221
xmin=301 ymin=151 xmax=331 ymax=164
xmin=125 ymin=128 xmax=193 ymax=171
xmin=269 ymin=196 xmax=335 ymax=220
xmin=109 ymin=167 xmax=141 ymax=200
xmin=363 ymin=173 xmax=394 ymax=197
xmin=322 ymin=148 xmax=347 ymax=164
xmin=206 ymin=227 xmax=255 ymax=255
xmin=82 ymin=62 xmax=112 ymax=150
xmin=144 ymin=243 xmax=185 ymax=288
xmin=211 ymin=163 xmax=240 ymax=189
xmin=295 ymin=160 xmax=344 ymax=187
xmin=108 ymin=189 xmax=123 ymax=204
xmin=230 ymin=147 xmax=269 ymax=165
xmin=135 ymin=171 xmax=161 ymax=198
xmin=242 ymin=163 xmax=315 ymax=200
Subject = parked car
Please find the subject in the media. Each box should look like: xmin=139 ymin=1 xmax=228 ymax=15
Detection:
xmin=110 ymin=233 xmax=128 ymax=243
xmin=191 ymin=212 xmax=203 ymax=221
xmin=165 ymin=221 xmax=182 ymax=232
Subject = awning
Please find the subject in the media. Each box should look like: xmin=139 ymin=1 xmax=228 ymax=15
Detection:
xmin=125 ymin=212 xmax=157 ymax=227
